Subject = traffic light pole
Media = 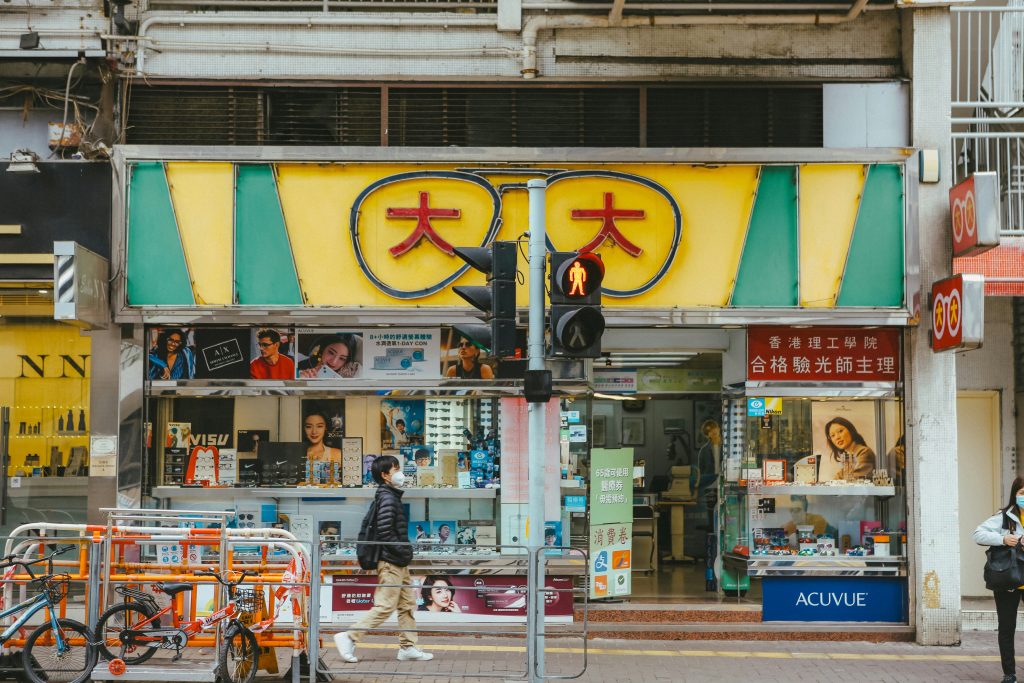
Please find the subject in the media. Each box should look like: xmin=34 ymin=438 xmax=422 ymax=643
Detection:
xmin=526 ymin=178 xmax=547 ymax=683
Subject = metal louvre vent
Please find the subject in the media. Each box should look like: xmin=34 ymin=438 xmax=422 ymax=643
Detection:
xmin=126 ymin=86 xmax=264 ymax=145
xmin=387 ymin=88 xmax=640 ymax=147
xmin=646 ymin=87 xmax=822 ymax=147
xmin=125 ymin=84 xmax=820 ymax=148
xmin=267 ymin=89 xmax=381 ymax=145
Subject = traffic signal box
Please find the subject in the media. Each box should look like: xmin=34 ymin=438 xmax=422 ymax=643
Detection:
xmin=549 ymin=252 xmax=606 ymax=358
xmin=452 ymin=241 xmax=518 ymax=358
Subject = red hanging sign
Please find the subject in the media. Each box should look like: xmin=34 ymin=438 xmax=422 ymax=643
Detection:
xmin=747 ymin=327 xmax=902 ymax=382
xmin=949 ymin=172 xmax=1000 ymax=258
xmin=931 ymin=274 xmax=985 ymax=352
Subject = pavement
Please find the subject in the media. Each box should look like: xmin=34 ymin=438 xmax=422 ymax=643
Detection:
xmin=306 ymin=631 xmax=1024 ymax=682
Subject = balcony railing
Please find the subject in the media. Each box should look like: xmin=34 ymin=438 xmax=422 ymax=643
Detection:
xmin=952 ymin=4 xmax=1024 ymax=236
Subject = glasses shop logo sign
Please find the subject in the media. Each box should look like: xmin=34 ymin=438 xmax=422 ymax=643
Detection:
xmin=949 ymin=172 xmax=1000 ymax=258
xmin=350 ymin=170 xmax=682 ymax=300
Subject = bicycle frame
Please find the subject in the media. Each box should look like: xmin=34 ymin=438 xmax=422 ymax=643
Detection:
xmin=121 ymin=593 xmax=239 ymax=641
xmin=0 ymin=588 xmax=63 ymax=649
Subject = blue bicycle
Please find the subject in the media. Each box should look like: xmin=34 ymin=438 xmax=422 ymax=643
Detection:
xmin=0 ymin=545 xmax=96 ymax=683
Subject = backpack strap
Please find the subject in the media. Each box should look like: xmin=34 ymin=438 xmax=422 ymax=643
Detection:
xmin=1004 ymin=510 xmax=1017 ymax=535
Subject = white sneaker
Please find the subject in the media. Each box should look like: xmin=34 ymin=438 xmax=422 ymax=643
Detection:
xmin=397 ymin=646 xmax=434 ymax=662
xmin=333 ymin=632 xmax=358 ymax=663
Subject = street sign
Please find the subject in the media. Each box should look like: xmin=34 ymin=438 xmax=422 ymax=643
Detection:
xmin=949 ymin=172 xmax=1000 ymax=258
xmin=930 ymin=273 xmax=985 ymax=352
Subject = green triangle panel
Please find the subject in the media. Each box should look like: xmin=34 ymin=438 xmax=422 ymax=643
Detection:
xmin=731 ymin=166 xmax=798 ymax=307
xmin=235 ymin=165 xmax=303 ymax=305
xmin=837 ymin=164 xmax=904 ymax=307
xmin=126 ymin=163 xmax=194 ymax=306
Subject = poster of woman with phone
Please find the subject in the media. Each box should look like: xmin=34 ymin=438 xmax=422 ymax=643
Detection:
xmin=296 ymin=330 xmax=363 ymax=379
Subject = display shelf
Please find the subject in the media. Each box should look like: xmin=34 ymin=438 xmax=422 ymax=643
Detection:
xmin=745 ymin=484 xmax=896 ymax=497
xmin=152 ymin=485 xmax=498 ymax=500
xmin=321 ymin=553 xmax=587 ymax=576
xmin=6 ymin=477 xmax=90 ymax=498
xmin=725 ymin=552 xmax=907 ymax=577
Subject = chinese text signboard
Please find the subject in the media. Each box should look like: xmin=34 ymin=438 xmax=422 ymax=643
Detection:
xmin=930 ymin=274 xmax=985 ymax=352
xmin=590 ymin=448 xmax=634 ymax=599
xmin=747 ymin=327 xmax=902 ymax=382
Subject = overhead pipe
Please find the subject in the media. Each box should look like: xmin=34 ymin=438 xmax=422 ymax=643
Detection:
xmin=521 ymin=0 xmax=872 ymax=77
xmin=134 ymin=14 xmax=499 ymax=73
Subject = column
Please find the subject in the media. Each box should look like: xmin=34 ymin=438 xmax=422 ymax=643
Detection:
xmin=905 ymin=7 xmax=960 ymax=646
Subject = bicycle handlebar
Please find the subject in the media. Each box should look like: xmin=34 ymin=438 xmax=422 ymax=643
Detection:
xmin=0 ymin=545 xmax=75 ymax=572
xmin=195 ymin=569 xmax=257 ymax=587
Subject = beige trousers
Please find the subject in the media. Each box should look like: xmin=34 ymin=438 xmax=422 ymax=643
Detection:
xmin=346 ymin=561 xmax=418 ymax=648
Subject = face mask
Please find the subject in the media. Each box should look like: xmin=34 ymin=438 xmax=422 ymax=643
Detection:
xmin=390 ymin=471 xmax=406 ymax=488
xmin=1015 ymin=495 xmax=1024 ymax=509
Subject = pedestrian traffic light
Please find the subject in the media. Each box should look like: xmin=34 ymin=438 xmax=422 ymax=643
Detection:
xmin=549 ymin=251 xmax=605 ymax=358
xmin=452 ymin=241 xmax=518 ymax=358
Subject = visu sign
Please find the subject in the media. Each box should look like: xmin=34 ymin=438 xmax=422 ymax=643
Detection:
xmin=763 ymin=577 xmax=907 ymax=623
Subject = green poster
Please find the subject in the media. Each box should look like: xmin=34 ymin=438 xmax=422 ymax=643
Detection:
xmin=590 ymin=448 xmax=634 ymax=525
xmin=590 ymin=448 xmax=634 ymax=598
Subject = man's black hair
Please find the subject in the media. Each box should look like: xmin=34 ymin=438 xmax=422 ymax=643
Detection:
xmin=257 ymin=328 xmax=281 ymax=344
xmin=396 ymin=419 xmax=406 ymax=428
xmin=372 ymin=454 xmax=401 ymax=485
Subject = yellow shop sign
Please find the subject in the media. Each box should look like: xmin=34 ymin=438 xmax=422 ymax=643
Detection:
xmin=124 ymin=161 xmax=907 ymax=310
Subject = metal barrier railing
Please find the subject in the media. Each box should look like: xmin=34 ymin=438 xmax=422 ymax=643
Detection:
xmin=535 ymin=545 xmax=588 ymax=681
xmin=0 ymin=514 xmax=589 ymax=683
xmin=312 ymin=538 xmax=589 ymax=681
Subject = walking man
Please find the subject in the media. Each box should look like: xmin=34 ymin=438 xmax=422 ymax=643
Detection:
xmin=335 ymin=455 xmax=434 ymax=663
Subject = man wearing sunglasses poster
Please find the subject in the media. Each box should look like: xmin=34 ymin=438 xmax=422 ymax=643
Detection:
xmin=250 ymin=329 xmax=295 ymax=380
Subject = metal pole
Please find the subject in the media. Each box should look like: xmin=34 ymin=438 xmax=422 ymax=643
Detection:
xmin=526 ymin=178 xmax=547 ymax=683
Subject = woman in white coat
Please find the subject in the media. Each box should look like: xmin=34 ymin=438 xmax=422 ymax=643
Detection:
xmin=975 ymin=476 xmax=1024 ymax=683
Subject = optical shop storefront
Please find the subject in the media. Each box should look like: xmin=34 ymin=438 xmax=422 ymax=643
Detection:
xmin=112 ymin=148 xmax=915 ymax=628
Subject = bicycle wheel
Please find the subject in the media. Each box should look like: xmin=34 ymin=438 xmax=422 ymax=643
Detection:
xmin=21 ymin=617 xmax=96 ymax=683
xmin=218 ymin=626 xmax=258 ymax=683
xmin=95 ymin=602 xmax=161 ymax=664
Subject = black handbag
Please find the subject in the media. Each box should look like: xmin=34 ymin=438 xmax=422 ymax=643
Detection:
xmin=356 ymin=496 xmax=381 ymax=571
xmin=984 ymin=513 xmax=1024 ymax=591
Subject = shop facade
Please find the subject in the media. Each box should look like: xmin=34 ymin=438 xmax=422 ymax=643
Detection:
xmin=110 ymin=146 xmax=919 ymax=627
xmin=0 ymin=160 xmax=112 ymax=537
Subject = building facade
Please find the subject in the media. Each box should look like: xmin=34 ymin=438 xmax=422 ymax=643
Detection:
xmin=4 ymin=0 xmax=1013 ymax=646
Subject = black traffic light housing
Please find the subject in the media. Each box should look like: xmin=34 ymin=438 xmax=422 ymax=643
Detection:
xmin=452 ymin=241 xmax=518 ymax=358
xmin=549 ymin=251 xmax=606 ymax=358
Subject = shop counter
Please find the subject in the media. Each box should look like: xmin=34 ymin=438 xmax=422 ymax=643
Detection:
xmin=726 ymin=552 xmax=906 ymax=577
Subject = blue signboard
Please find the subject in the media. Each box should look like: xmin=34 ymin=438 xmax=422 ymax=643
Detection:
xmin=747 ymin=398 xmax=766 ymax=417
xmin=762 ymin=576 xmax=907 ymax=623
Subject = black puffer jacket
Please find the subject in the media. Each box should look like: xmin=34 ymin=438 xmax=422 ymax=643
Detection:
xmin=374 ymin=485 xmax=413 ymax=567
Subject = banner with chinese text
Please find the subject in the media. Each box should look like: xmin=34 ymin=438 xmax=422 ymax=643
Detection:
xmin=590 ymin=448 xmax=634 ymax=598
xmin=747 ymin=327 xmax=902 ymax=382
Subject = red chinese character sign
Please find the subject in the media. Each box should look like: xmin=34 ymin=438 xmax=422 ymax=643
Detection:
xmin=949 ymin=172 xmax=1000 ymax=258
xmin=931 ymin=274 xmax=985 ymax=352
xmin=747 ymin=327 xmax=902 ymax=382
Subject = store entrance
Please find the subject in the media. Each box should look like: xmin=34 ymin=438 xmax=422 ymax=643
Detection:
xmin=589 ymin=355 xmax=734 ymax=602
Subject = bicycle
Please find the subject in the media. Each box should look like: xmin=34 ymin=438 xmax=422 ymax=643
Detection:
xmin=0 ymin=544 xmax=95 ymax=683
xmin=96 ymin=568 xmax=261 ymax=683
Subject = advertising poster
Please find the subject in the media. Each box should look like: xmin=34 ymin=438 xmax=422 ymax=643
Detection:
xmin=589 ymin=448 xmax=634 ymax=599
xmin=249 ymin=327 xmax=295 ymax=380
xmin=331 ymin=575 xmax=574 ymax=623
xmin=381 ymin=399 xmax=425 ymax=448
xmin=302 ymin=399 xmax=345 ymax=455
xmin=590 ymin=523 xmax=632 ymax=599
xmin=363 ymin=328 xmax=441 ymax=379
xmin=147 ymin=327 xmax=197 ymax=380
xmin=295 ymin=329 xmax=364 ymax=379
xmin=193 ymin=327 xmax=251 ymax=379
xmin=172 ymin=398 xmax=234 ymax=448
xmin=440 ymin=328 xmax=496 ymax=380
xmin=810 ymin=401 xmax=878 ymax=482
